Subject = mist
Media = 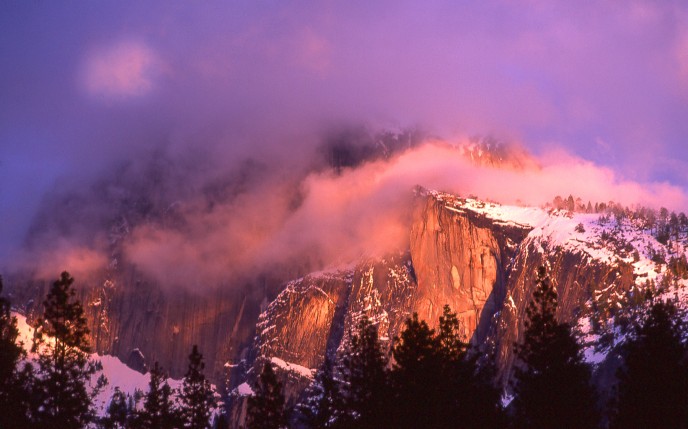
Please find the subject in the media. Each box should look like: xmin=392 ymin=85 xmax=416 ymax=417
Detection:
xmin=10 ymin=137 xmax=688 ymax=287
xmin=2 ymin=1 xmax=688 ymax=286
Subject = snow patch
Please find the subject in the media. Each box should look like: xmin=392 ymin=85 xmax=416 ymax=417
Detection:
xmin=270 ymin=356 xmax=315 ymax=379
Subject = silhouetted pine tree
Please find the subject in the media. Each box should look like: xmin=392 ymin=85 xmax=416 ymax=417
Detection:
xmin=436 ymin=305 xmax=503 ymax=429
xmin=247 ymin=361 xmax=288 ymax=429
xmin=31 ymin=271 xmax=107 ymax=429
xmin=338 ymin=316 xmax=390 ymax=429
xmin=611 ymin=300 xmax=688 ymax=429
xmin=299 ymin=354 xmax=343 ymax=428
xmin=512 ymin=266 xmax=600 ymax=429
xmin=179 ymin=345 xmax=216 ymax=429
xmin=134 ymin=361 xmax=180 ymax=429
xmin=458 ymin=351 xmax=504 ymax=429
xmin=390 ymin=307 xmax=503 ymax=429
xmin=390 ymin=313 xmax=443 ymax=429
xmin=0 ymin=276 xmax=33 ymax=428
xmin=100 ymin=387 xmax=129 ymax=429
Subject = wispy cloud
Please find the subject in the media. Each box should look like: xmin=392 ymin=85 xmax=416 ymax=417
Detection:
xmin=2 ymin=1 xmax=688 ymax=283
xmin=81 ymin=41 xmax=160 ymax=99
xmin=46 ymin=139 xmax=687 ymax=289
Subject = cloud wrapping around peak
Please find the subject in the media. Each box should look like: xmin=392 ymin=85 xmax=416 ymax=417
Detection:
xmin=32 ymin=139 xmax=682 ymax=289
xmin=1 ymin=1 xmax=688 ymax=284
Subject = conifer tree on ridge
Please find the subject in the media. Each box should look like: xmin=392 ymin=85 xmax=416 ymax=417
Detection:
xmin=179 ymin=345 xmax=216 ymax=429
xmin=31 ymin=271 xmax=107 ymax=429
xmin=512 ymin=266 xmax=599 ymax=429
xmin=134 ymin=361 xmax=180 ymax=429
xmin=246 ymin=360 xmax=289 ymax=429
xmin=0 ymin=276 xmax=32 ymax=428
xmin=611 ymin=300 xmax=688 ymax=429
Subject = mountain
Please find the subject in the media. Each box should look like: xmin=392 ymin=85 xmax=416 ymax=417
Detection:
xmin=5 ymin=137 xmax=687 ymax=427
xmin=225 ymin=190 xmax=680 ymax=426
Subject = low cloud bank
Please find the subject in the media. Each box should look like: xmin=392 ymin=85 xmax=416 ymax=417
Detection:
xmin=14 ymin=138 xmax=686 ymax=289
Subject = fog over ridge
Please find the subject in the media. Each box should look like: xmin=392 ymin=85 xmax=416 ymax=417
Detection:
xmin=9 ymin=134 xmax=687 ymax=288
xmin=2 ymin=1 xmax=688 ymax=286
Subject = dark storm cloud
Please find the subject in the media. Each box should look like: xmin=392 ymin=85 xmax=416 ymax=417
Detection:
xmin=1 ymin=0 xmax=687 ymax=283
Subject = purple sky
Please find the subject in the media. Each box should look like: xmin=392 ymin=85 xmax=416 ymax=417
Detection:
xmin=2 ymin=1 xmax=688 ymax=275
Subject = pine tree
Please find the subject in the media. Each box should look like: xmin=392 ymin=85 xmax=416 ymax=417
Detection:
xmin=611 ymin=300 xmax=688 ymax=429
xmin=390 ymin=307 xmax=503 ymax=429
xmin=436 ymin=304 xmax=467 ymax=358
xmin=299 ymin=354 xmax=343 ymax=428
xmin=101 ymin=387 xmax=129 ymax=429
xmin=31 ymin=271 xmax=107 ymax=429
xmin=134 ymin=361 xmax=180 ymax=429
xmin=512 ymin=266 xmax=600 ymax=429
xmin=0 ymin=276 xmax=33 ymax=428
xmin=246 ymin=360 xmax=288 ymax=429
xmin=338 ymin=316 xmax=390 ymax=429
xmin=436 ymin=305 xmax=503 ymax=429
xmin=179 ymin=345 xmax=216 ymax=429
xmin=390 ymin=313 xmax=442 ymax=429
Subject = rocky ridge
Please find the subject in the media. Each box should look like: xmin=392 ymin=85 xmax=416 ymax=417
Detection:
xmin=8 ymin=188 xmax=685 ymax=428
xmin=225 ymin=190 xmax=673 ymax=427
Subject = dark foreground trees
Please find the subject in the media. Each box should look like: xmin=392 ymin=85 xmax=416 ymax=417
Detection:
xmin=511 ymin=266 xmax=600 ymax=429
xmin=298 ymin=309 xmax=503 ymax=429
xmin=1 ymin=273 xmax=227 ymax=429
xmin=390 ymin=309 xmax=503 ymax=429
xmin=31 ymin=271 xmax=107 ymax=429
xmin=101 ymin=387 xmax=129 ymax=429
xmin=7 ymin=267 xmax=688 ymax=428
xmin=247 ymin=361 xmax=289 ymax=429
xmin=0 ymin=276 xmax=32 ymax=428
xmin=611 ymin=300 xmax=688 ymax=429
xmin=338 ymin=316 xmax=390 ymax=429
xmin=133 ymin=361 xmax=180 ymax=429
xmin=179 ymin=345 xmax=217 ymax=429
xmin=105 ymin=345 xmax=217 ymax=429
xmin=298 ymin=354 xmax=342 ymax=429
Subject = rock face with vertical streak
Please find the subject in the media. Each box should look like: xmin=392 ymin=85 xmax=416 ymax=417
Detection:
xmin=8 ymin=189 xmax=652 ymax=429
xmin=9 ymin=270 xmax=266 ymax=385
xmin=255 ymin=271 xmax=352 ymax=370
xmin=488 ymin=238 xmax=636 ymax=385
xmin=235 ymin=191 xmax=642 ymax=428
xmin=408 ymin=195 xmax=529 ymax=340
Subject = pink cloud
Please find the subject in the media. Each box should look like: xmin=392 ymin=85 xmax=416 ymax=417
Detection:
xmin=117 ymin=139 xmax=688 ymax=289
xmin=82 ymin=41 xmax=159 ymax=99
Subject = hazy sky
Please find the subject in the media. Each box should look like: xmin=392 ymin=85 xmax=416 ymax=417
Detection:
xmin=2 ymin=1 xmax=688 ymax=280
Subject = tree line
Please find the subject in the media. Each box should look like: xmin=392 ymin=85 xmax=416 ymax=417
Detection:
xmin=247 ymin=267 xmax=688 ymax=429
xmin=3 ymin=268 xmax=688 ymax=428
xmin=0 ymin=272 xmax=218 ymax=429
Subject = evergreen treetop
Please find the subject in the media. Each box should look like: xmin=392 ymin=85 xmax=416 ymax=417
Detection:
xmin=338 ymin=316 xmax=389 ymax=429
xmin=31 ymin=271 xmax=106 ymax=429
xmin=134 ymin=361 xmax=180 ymax=429
xmin=611 ymin=300 xmax=688 ymax=429
xmin=179 ymin=345 xmax=216 ymax=429
xmin=246 ymin=360 xmax=288 ymax=429
xmin=512 ymin=266 xmax=600 ymax=429
xmin=298 ymin=354 xmax=342 ymax=429
xmin=0 ymin=276 xmax=32 ymax=428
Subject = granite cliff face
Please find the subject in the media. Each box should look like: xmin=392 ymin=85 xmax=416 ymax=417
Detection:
xmin=488 ymin=238 xmax=635 ymax=385
xmin=7 ymin=190 xmax=650 ymax=428
xmin=408 ymin=195 xmax=529 ymax=341
xmin=248 ymin=195 xmax=531 ymax=378
xmin=227 ymin=191 xmax=649 ymax=426
xmin=9 ymin=271 xmax=266 ymax=384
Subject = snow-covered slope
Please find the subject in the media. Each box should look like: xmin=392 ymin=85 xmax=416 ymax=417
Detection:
xmin=238 ymin=191 xmax=688 ymax=415
xmin=13 ymin=313 xmax=185 ymax=417
xmin=436 ymin=191 xmax=688 ymax=382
